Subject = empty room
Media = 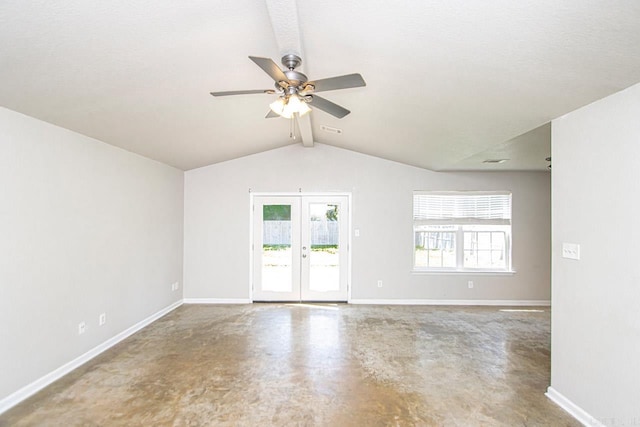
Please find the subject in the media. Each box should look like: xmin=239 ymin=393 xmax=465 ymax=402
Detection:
xmin=1 ymin=1 xmax=639 ymax=425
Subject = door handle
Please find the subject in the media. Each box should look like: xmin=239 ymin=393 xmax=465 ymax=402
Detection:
xmin=302 ymin=253 xmax=307 ymax=258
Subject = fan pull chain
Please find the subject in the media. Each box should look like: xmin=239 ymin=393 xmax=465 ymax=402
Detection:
xmin=290 ymin=115 xmax=296 ymax=140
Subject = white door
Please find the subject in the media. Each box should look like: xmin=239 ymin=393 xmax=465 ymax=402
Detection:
xmin=252 ymin=195 xmax=349 ymax=302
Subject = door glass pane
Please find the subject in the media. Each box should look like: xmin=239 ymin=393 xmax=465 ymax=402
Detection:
xmin=262 ymin=205 xmax=292 ymax=292
xmin=309 ymin=203 xmax=340 ymax=292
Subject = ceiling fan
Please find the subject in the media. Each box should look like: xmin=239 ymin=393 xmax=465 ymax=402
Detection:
xmin=210 ymin=55 xmax=365 ymax=119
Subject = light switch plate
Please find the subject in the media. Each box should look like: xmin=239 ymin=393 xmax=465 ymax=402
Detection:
xmin=562 ymin=243 xmax=581 ymax=260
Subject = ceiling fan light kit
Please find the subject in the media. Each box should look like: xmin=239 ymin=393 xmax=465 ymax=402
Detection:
xmin=211 ymin=54 xmax=365 ymax=120
xmin=269 ymin=94 xmax=311 ymax=119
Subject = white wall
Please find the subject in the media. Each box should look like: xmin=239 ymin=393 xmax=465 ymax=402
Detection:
xmin=184 ymin=143 xmax=550 ymax=302
xmin=550 ymin=83 xmax=640 ymax=422
xmin=0 ymin=108 xmax=184 ymax=403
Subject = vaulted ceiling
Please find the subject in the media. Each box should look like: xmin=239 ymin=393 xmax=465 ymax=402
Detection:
xmin=1 ymin=1 xmax=639 ymax=171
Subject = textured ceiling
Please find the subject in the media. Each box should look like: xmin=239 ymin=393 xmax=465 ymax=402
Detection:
xmin=1 ymin=1 xmax=639 ymax=171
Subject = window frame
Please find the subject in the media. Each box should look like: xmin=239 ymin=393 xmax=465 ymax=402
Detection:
xmin=412 ymin=191 xmax=513 ymax=274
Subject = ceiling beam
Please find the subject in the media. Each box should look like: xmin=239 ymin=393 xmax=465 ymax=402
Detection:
xmin=297 ymin=113 xmax=314 ymax=147
xmin=264 ymin=0 xmax=302 ymax=59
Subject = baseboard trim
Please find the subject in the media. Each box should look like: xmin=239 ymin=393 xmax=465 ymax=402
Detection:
xmin=349 ymin=299 xmax=551 ymax=306
xmin=0 ymin=299 xmax=183 ymax=415
xmin=546 ymin=386 xmax=603 ymax=426
xmin=183 ymin=298 xmax=251 ymax=304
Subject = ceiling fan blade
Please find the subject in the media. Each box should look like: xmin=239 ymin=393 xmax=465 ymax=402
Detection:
xmin=309 ymin=95 xmax=350 ymax=119
xmin=265 ymin=110 xmax=280 ymax=118
xmin=308 ymin=73 xmax=366 ymax=93
xmin=210 ymin=89 xmax=273 ymax=97
xmin=249 ymin=56 xmax=288 ymax=83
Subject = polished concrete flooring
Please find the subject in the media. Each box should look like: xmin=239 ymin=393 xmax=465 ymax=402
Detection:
xmin=1 ymin=304 xmax=578 ymax=426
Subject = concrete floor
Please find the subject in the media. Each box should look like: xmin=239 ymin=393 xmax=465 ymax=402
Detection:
xmin=1 ymin=304 xmax=578 ymax=426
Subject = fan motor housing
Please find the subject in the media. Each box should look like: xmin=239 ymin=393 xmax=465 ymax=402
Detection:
xmin=284 ymin=70 xmax=307 ymax=86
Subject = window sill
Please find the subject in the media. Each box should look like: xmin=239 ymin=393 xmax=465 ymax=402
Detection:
xmin=411 ymin=270 xmax=516 ymax=276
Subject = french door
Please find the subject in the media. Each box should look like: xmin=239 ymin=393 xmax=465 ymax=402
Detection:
xmin=252 ymin=195 xmax=349 ymax=302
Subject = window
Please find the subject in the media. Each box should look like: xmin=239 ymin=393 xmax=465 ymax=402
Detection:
xmin=413 ymin=191 xmax=512 ymax=272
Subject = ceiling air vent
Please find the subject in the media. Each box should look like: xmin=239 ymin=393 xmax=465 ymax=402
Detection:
xmin=320 ymin=125 xmax=342 ymax=134
xmin=483 ymin=159 xmax=509 ymax=164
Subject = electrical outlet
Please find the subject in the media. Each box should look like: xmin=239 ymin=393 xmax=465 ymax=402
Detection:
xmin=171 ymin=282 xmax=180 ymax=291
xmin=78 ymin=322 xmax=86 ymax=335
xmin=175 ymin=282 xmax=180 ymax=290
xmin=377 ymin=280 xmax=383 ymax=288
xmin=99 ymin=313 xmax=106 ymax=326
xmin=468 ymin=281 xmax=474 ymax=289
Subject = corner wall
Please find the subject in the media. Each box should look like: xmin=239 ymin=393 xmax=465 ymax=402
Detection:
xmin=0 ymin=107 xmax=184 ymax=404
xmin=184 ymin=143 xmax=550 ymax=302
xmin=550 ymin=83 xmax=640 ymax=423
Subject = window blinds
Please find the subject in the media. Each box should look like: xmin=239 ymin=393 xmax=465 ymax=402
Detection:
xmin=413 ymin=191 xmax=511 ymax=225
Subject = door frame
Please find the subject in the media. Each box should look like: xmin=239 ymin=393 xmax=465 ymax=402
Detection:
xmin=249 ymin=192 xmax=352 ymax=303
